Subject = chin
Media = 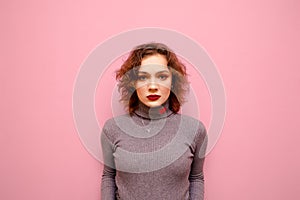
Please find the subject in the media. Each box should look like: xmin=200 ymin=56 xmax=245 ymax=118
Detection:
xmin=146 ymin=103 xmax=159 ymax=108
xmin=146 ymin=101 xmax=166 ymax=108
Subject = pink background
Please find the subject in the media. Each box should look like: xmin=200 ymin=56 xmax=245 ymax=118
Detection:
xmin=1 ymin=0 xmax=299 ymax=199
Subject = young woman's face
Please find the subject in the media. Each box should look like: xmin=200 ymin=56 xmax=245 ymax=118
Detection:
xmin=135 ymin=54 xmax=172 ymax=108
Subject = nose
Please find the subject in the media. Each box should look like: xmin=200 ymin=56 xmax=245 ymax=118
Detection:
xmin=148 ymin=81 xmax=158 ymax=93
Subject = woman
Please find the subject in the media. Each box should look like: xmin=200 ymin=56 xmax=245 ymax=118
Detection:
xmin=101 ymin=42 xmax=207 ymax=200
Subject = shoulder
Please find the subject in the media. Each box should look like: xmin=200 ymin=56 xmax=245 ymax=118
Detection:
xmin=172 ymin=114 xmax=207 ymax=146
xmin=102 ymin=114 xmax=131 ymax=140
xmin=173 ymin=114 xmax=206 ymax=135
xmin=176 ymin=115 xmax=208 ymax=157
xmin=102 ymin=114 xmax=131 ymax=130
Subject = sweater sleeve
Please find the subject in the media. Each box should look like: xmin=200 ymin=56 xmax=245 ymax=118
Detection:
xmin=188 ymin=125 xmax=208 ymax=200
xmin=100 ymin=126 xmax=117 ymax=200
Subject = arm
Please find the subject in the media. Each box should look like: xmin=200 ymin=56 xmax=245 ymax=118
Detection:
xmin=101 ymin=128 xmax=117 ymax=200
xmin=189 ymin=126 xmax=208 ymax=200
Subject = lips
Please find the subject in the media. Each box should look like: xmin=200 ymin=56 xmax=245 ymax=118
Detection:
xmin=146 ymin=95 xmax=161 ymax=101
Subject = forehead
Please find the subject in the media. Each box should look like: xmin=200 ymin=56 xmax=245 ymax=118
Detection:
xmin=139 ymin=54 xmax=169 ymax=73
xmin=138 ymin=64 xmax=170 ymax=74
xmin=141 ymin=54 xmax=168 ymax=66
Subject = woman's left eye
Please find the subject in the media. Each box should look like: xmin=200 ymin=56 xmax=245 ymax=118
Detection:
xmin=158 ymin=75 xmax=168 ymax=80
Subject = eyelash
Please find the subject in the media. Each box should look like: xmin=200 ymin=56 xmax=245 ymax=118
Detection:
xmin=158 ymin=75 xmax=168 ymax=80
xmin=137 ymin=75 xmax=147 ymax=81
xmin=137 ymin=74 xmax=169 ymax=81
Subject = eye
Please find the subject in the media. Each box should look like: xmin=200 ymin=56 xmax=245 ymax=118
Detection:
xmin=158 ymin=74 xmax=169 ymax=80
xmin=137 ymin=75 xmax=147 ymax=81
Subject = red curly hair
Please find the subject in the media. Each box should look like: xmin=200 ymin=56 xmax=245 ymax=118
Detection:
xmin=116 ymin=42 xmax=189 ymax=114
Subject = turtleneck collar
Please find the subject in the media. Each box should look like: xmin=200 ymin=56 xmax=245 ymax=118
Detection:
xmin=133 ymin=100 xmax=174 ymax=120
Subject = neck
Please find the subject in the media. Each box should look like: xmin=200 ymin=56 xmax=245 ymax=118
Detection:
xmin=133 ymin=100 xmax=173 ymax=120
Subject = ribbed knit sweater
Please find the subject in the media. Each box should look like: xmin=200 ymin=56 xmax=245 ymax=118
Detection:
xmin=101 ymin=102 xmax=207 ymax=200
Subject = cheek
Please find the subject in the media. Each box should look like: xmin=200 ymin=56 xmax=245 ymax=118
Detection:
xmin=160 ymin=87 xmax=171 ymax=96
xmin=160 ymin=80 xmax=172 ymax=90
xmin=136 ymin=86 xmax=147 ymax=96
xmin=158 ymin=79 xmax=172 ymax=90
xmin=164 ymin=78 xmax=172 ymax=89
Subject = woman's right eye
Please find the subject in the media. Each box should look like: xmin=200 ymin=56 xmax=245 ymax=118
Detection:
xmin=137 ymin=75 xmax=147 ymax=81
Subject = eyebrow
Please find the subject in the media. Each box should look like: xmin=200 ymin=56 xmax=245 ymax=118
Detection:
xmin=137 ymin=70 xmax=170 ymax=74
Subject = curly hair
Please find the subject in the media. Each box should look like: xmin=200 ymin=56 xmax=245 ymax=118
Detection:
xmin=116 ymin=42 xmax=189 ymax=114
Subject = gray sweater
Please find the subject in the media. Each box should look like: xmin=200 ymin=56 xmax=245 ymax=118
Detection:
xmin=101 ymin=102 xmax=207 ymax=200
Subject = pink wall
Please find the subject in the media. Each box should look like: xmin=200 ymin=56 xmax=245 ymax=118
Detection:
xmin=1 ymin=0 xmax=299 ymax=199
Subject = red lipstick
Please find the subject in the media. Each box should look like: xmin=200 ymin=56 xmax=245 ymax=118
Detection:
xmin=147 ymin=95 xmax=161 ymax=101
